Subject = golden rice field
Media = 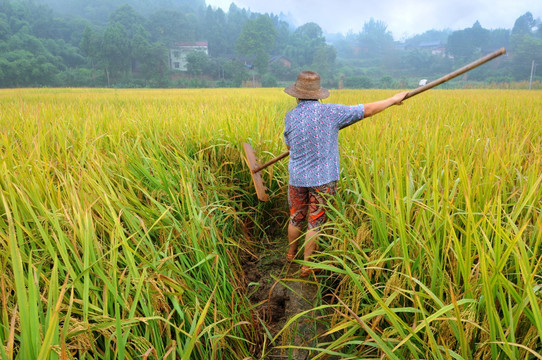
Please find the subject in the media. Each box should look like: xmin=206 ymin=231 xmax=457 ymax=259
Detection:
xmin=0 ymin=87 xmax=541 ymax=359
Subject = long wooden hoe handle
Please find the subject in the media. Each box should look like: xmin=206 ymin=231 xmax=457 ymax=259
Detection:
xmin=252 ymin=47 xmax=506 ymax=174
xmin=403 ymin=47 xmax=506 ymax=100
xmin=251 ymin=150 xmax=290 ymax=173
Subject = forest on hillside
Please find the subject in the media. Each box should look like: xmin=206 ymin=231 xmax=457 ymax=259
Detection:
xmin=0 ymin=0 xmax=541 ymax=88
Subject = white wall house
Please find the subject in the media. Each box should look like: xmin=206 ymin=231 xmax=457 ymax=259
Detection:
xmin=169 ymin=42 xmax=208 ymax=71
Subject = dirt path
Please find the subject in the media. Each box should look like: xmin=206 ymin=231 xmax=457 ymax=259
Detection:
xmin=241 ymin=238 xmax=331 ymax=360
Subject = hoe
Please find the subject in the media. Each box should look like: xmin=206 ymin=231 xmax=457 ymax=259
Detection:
xmin=243 ymin=47 xmax=506 ymax=201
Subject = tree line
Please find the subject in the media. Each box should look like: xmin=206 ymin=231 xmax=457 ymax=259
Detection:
xmin=0 ymin=0 xmax=541 ymax=88
xmin=330 ymin=14 xmax=542 ymax=89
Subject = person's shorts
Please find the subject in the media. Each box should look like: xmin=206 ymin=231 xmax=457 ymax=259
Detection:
xmin=288 ymin=181 xmax=337 ymax=230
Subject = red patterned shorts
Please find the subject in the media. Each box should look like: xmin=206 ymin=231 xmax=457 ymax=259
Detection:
xmin=288 ymin=181 xmax=337 ymax=230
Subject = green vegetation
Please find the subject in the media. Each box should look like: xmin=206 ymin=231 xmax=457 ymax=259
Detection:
xmin=0 ymin=88 xmax=284 ymax=358
xmin=0 ymin=88 xmax=541 ymax=358
xmin=0 ymin=0 xmax=541 ymax=88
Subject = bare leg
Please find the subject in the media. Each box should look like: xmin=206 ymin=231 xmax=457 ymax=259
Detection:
xmin=287 ymin=223 xmax=302 ymax=259
xmin=303 ymin=228 xmax=319 ymax=262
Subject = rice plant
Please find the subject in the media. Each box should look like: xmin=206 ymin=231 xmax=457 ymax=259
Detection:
xmin=0 ymin=88 xmax=540 ymax=359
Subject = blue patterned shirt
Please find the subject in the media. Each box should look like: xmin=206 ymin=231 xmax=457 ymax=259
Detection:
xmin=284 ymin=100 xmax=365 ymax=187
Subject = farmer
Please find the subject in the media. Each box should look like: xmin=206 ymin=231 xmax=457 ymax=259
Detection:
xmin=283 ymin=70 xmax=408 ymax=276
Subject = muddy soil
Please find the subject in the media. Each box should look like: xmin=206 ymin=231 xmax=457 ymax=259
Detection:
xmin=241 ymin=238 xmax=334 ymax=360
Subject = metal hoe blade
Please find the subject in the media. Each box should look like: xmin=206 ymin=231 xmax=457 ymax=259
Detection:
xmin=242 ymin=142 xmax=270 ymax=201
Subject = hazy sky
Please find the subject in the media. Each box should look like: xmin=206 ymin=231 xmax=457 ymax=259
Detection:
xmin=205 ymin=0 xmax=541 ymax=39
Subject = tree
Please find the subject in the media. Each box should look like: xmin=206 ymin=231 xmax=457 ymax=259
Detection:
xmin=131 ymin=25 xmax=165 ymax=81
xmin=512 ymin=12 xmax=536 ymax=36
xmin=44 ymin=38 xmax=85 ymax=68
xmin=358 ymin=18 xmax=394 ymax=56
xmin=225 ymin=3 xmax=249 ymax=55
xmin=146 ymin=9 xmax=196 ymax=45
xmin=4 ymin=50 xmax=34 ymax=86
xmin=295 ymin=22 xmax=324 ymax=41
xmin=201 ymin=6 xmax=228 ymax=57
xmin=270 ymin=16 xmax=290 ymax=56
xmin=509 ymin=33 xmax=542 ymax=81
xmin=236 ymin=15 xmax=276 ymax=74
xmin=102 ymin=22 xmax=130 ymax=85
xmin=0 ymin=49 xmax=57 ymax=86
xmin=404 ymin=49 xmax=434 ymax=72
xmin=505 ymin=12 xmax=542 ymax=81
xmin=404 ymin=29 xmax=450 ymax=47
xmin=285 ymin=22 xmax=326 ymax=67
xmin=0 ymin=13 xmax=8 ymax=40
xmin=312 ymin=44 xmax=336 ymax=82
xmin=186 ymin=50 xmax=210 ymax=79
xmin=80 ymin=25 xmax=102 ymax=70
xmin=222 ymin=59 xmax=248 ymax=86
xmin=486 ymin=28 xmax=510 ymax=51
xmin=269 ymin=60 xmax=295 ymax=81
xmin=109 ymin=4 xmax=145 ymax=39
xmin=447 ymin=21 xmax=490 ymax=62
xmin=344 ymin=75 xmax=373 ymax=88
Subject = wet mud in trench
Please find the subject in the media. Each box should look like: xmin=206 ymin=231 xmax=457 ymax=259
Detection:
xmin=241 ymin=238 xmax=336 ymax=360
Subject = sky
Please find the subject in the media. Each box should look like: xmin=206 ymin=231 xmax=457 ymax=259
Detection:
xmin=205 ymin=0 xmax=541 ymax=40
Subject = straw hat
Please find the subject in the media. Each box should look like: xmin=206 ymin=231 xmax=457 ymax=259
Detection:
xmin=284 ymin=71 xmax=329 ymax=99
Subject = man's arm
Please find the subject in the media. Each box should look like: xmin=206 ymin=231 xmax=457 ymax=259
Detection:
xmin=363 ymin=91 xmax=409 ymax=118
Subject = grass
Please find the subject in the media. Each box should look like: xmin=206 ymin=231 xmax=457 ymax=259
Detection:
xmin=315 ymin=89 xmax=542 ymax=359
xmin=0 ymin=88 xmax=282 ymax=359
xmin=0 ymin=88 xmax=540 ymax=359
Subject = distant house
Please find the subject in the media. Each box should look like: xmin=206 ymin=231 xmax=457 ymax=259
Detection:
xmin=169 ymin=41 xmax=208 ymax=71
xmin=269 ymin=55 xmax=291 ymax=68
xmin=418 ymin=41 xmax=446 ymax=56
